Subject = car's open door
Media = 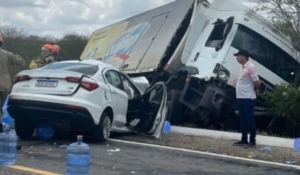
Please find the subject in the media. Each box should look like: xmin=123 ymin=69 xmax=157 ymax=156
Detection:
xmin=135 ymin=82 xmax=167 ymax=138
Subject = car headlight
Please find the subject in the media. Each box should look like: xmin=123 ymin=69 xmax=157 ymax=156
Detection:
xmin=218 ymin=70 xmax=230 ymax=81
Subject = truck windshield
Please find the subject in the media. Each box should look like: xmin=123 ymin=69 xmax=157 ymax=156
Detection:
xmin=232 ymin=25 xmax=300 ymax=86
xmin=205 ymin=17 xmax=234 ymax=50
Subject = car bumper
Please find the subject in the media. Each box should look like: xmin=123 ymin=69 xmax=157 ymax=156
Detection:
xmin=8 ymin=93 xmax=101 ymax=132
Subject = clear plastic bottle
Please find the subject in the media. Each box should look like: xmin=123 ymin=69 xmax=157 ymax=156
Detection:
xmin=0 ymin=126 xmax=18 ymax=165
xmin=66 ymin=135 xmax=90 ymax=175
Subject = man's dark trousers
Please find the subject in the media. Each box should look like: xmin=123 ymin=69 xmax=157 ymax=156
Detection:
xmin=238 ymin=98 xmax=256 ymax=143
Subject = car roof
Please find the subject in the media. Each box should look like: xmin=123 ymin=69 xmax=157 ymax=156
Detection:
xmin=58 ymin=59 xmax=116 ymax=69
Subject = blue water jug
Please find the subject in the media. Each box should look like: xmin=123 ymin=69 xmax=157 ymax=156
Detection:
xmin=2 ymin=97 xmax=14 ymax=127
xmin=294 ymin=138 xmax=300 ymax=152
xmin=163 ymin=120 xmax=171 ymax=134
xmin=66 ymin=135 xmax=90 ymax=175
xmin=36 ymin=124 xmax=55 ymax=141
xmin=0 ymin=126 xmax=18 ymax=165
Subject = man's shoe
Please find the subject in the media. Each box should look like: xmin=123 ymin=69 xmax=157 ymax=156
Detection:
xmin=244 ymin=142 xmax=256 ymax=148
xmin=233 ymin=141 xmax=247 ymax=146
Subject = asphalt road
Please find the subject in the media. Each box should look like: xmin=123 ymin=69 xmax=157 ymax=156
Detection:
xmin=1 ymin=136 xmax=300 ymax=175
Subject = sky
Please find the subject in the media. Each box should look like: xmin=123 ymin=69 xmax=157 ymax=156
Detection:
xmin=0 ymin=0 xmax=177 ymax=38
xmin=0 ymin=0 xmax=253 ymax=39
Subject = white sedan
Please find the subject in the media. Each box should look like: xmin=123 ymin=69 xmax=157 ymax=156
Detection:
xmin=8 ymin=60 xmax=167 ymax=141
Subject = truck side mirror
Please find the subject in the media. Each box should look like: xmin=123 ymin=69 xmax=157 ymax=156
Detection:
xmin=121 ymin=64 xmax=129 ymax=71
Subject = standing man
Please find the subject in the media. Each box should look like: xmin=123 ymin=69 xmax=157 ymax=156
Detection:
xmin=233 ymin=50 xmax=260 ymax=147
xmin=0 ymin=33 xmax=25 ymax=115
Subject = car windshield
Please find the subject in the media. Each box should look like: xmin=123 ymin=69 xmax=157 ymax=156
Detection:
xmin=40 ymin=62 xmax=99 ymax=76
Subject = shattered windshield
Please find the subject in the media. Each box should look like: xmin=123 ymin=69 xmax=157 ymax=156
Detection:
xmin=205 ymin=17 xmax=234 ymax=51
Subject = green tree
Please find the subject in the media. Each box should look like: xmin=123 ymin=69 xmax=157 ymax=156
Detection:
xmin=57 ymin=33 xmax=89 ymax=60
xmin=0 ymin=26 xmax=89 ymax=76
xmin=251 ymin=0 xmax=300 ymax=51
xmin=267 ymin=84 xmax=300 ymax=137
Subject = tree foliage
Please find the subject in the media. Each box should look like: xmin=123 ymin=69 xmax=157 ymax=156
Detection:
xmin=251 ymin=0 xmax=300 ymax=51
xmin=57 ymin=33 xmax=89 ymax=60
xmin=266 ymin=84 xmax=300 ymax=137
xmin=0 ymin=25 xmax=89 ymax=75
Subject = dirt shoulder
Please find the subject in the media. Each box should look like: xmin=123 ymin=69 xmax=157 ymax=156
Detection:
xmin=112 ymin=133 xmax=300 ymax=166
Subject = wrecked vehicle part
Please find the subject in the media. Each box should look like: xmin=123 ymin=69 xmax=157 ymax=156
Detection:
xmin=79 ymin=0 xmax=300 ymax=136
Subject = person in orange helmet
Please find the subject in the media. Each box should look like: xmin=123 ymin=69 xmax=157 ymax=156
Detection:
xmin=51 ymin=44 xmax=63 ymax=61
xmin=29 ymin=44 xmax=55 ymax=69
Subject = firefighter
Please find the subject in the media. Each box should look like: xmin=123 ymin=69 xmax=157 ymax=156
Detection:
xmin=51 ymin=44 xmax=63 ymax=61
xmin=29 ymin=44 xmax=55 ymax=69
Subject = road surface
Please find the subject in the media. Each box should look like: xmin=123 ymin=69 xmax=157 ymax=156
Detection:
xmin=1 ymin=137 xmax=299 ymax=175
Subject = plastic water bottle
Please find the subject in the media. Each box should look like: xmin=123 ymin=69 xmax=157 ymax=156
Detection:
xmin=66 ymin=135 xmax=90 ymax=175
xmin=294 ymin=138 xmax=300 ymax=152
xmin=0 ymin=126 xmax=18 ymax=165
xmin=36 ymin=124 xmax=55 ymax=141
xmin=163 ymin=120 xmax=171 ymax=134
xmin=2 ymin=97 xmax=15 ymax=130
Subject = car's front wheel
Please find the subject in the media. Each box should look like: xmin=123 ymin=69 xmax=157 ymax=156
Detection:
xmin=15 ymin=117 xmax=36 ymax=138
xmin=92 ymin=112 xmax=112 ymax=141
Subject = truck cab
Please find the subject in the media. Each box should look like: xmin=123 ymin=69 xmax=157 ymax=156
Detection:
xmin=170 ymin=0 xmax=300 ymax=128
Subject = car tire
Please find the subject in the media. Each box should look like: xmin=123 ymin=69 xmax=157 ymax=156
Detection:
xmin=92 ymin=112 xmax=112 ymax=141
xmin=167 ymin=90 xmax=184 ymax=125
xmin=15 ymin=118 xmax=36 ymax=138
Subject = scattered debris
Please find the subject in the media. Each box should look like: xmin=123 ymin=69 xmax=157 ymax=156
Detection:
xmin=247 ymin=152 xmax=256 ymax=159
xmin=285 ymin=160 xmax=297 ymax=165
xmin=107 ymin=148 xmax=120 ymax=152
xmin=260 ymin=146 xmax=272 ymax=153
xmin=59 ymin=145 xmax=68 ymax=149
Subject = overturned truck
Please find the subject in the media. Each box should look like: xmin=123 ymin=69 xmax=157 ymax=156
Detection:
xmin=80 ymin=0 xmax=300 ymax=131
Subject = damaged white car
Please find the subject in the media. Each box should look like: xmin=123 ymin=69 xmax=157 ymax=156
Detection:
xmin=7 ymin=60 xmax=167 ymax=141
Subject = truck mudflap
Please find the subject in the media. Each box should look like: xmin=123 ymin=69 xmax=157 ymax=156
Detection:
xmin=179 ymin=76 xmax=226 ymax=114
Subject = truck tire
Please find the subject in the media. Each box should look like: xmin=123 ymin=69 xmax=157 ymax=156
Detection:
xmin=92 ymin=112 xmax=112 ymax=142
xmin=15 ymin=118 xmax=36 ymax=138
xmin=167 ymin=90 xmax=184 ymax=125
